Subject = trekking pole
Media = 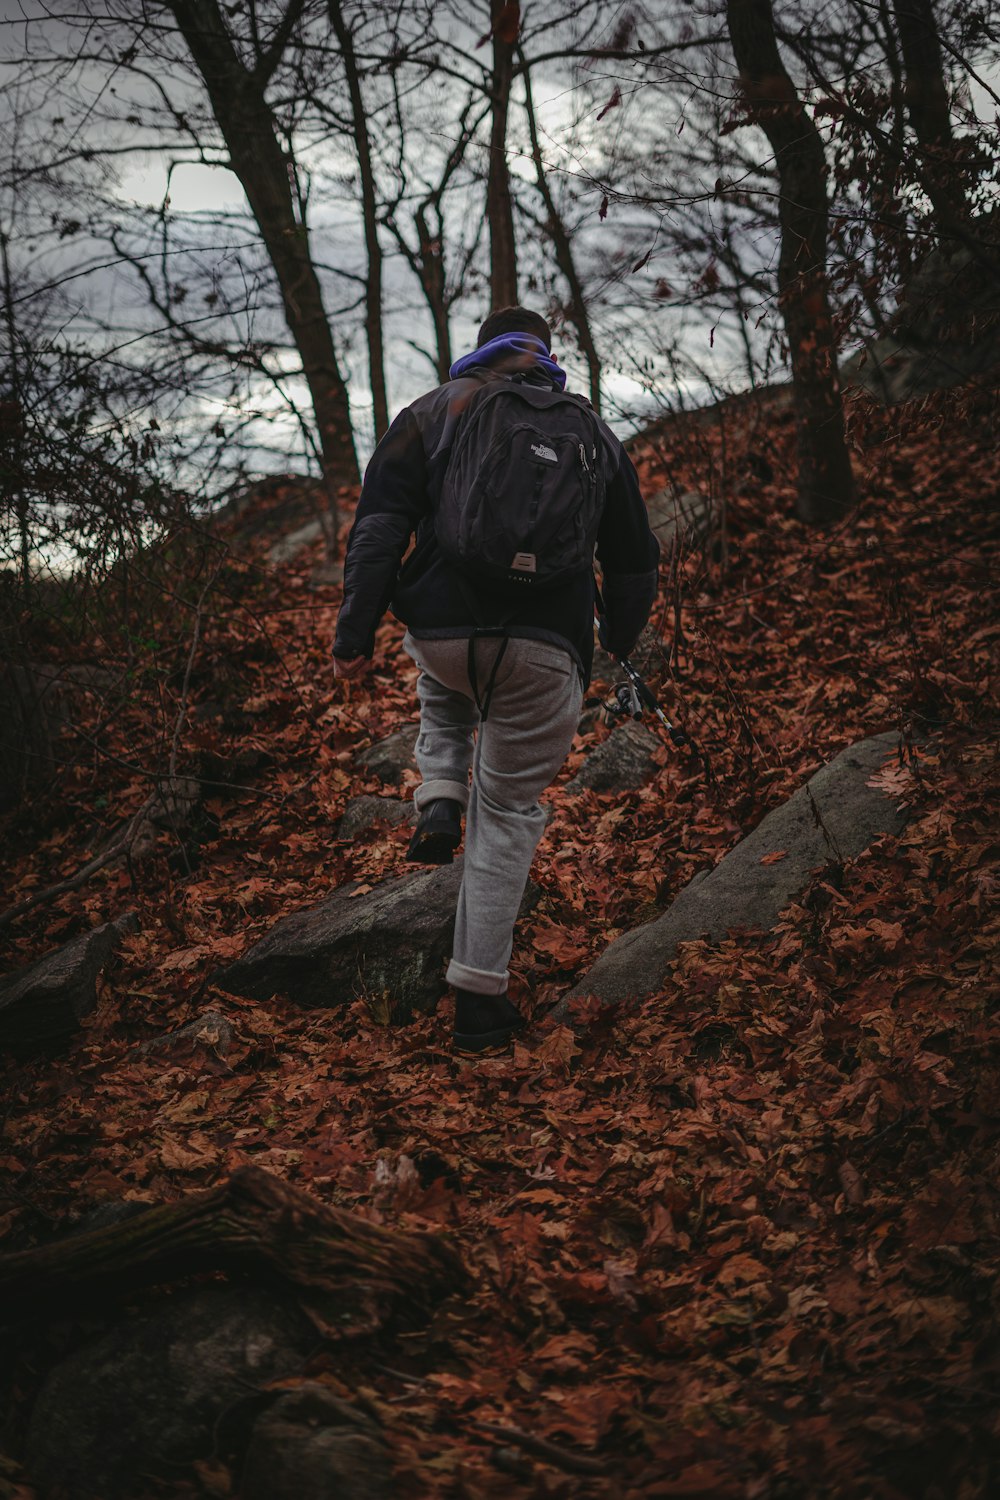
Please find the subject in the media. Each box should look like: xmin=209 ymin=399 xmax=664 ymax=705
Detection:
xmin=613 ymin=654 xmax=689 ymax=748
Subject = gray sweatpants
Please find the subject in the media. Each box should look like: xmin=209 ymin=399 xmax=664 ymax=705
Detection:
xmin=403 ymin=632 xmax=583 ymax=995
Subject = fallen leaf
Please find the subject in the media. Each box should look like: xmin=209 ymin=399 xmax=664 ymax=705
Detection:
xmin=533 ymin=1025 xmax=581 ymax=1067
xmin=159 ymin=1134 xmax=218 ymax=1171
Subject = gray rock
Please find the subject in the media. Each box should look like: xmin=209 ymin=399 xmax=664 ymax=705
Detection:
xmin=24 ymin=1285 xmax=316 ymax=1500
xmin=566 ymin=722 xmax=661 ymax=794
xmin=139 ymin=1008 xmax=236 ymax=1068
xmin=197 ymin=747 xmax=275 ymax=793
xmin=576 ymin=703 xmax=604 ymax=738
xmin=242 ymin=1383 xmax=390 ymax=1500
xmin=309 ymin=556 xmax=344 ymax=589
xmin=842 ymin=239 xmax=1000 ymax=405
xmin=0 ymin=912 xmax=139 ymax=1053
xmin=336 ymin=795 xmax=413 ymax=840
xmin=147 ymin=774 xmax=201 ymax=831
xmin=90 ymin=775 xmax=205 ymax=869
xmin=217 ymin=862 xmax=538 ymax=1022
xmin=211 ymin=474 xmax=326 ymax=548
xmin=589 ymin=621 xmax=662 ymax=686
xmin=355 ymin=726 xmax=418 ymax=786
xmin=590 ymin=644 xmax=617 ymax=684
xmin=554 ymin=734 xmax=911 ymax=1016
xmin=645 ymin=486 xmax=716 ymax=553
xmin=269 ymin=516 xmax=325 ymax=565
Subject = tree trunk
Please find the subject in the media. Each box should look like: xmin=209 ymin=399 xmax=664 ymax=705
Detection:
xmin=891 ymin=0 xmax=967 ymax=230
xmin=384 ymin=98 xmax=486 ymax=382
xmin=521 ymin=62 xmax=601 ymax=411
xmin=0 ymin=233 xmax=29 ymax=602
xmin=167 ymin=0 xmax=358 ymax=527
xmin=415 ymin=206 xmax=454 ymax=381
xmin=0 ymin=1167 xmax=463 ymax=1327
xmin=327 ymin=0 xmax=389 ymax=441
xmin=726 ymin=0 xmax=855 ymax=525
xmin=385 ymin=206 xmax=454 ymax=384
xmin=870 ymin=0 xmax=915 ymax=280
xmin=486 ymin=0 xmax=519 ymax=308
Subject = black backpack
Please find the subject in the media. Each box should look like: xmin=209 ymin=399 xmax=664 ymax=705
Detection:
xmin=435 ymin=376 xmax=608 ymax=592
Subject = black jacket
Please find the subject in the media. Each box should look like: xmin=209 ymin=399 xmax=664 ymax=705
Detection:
xmin=333 ymin=369 xmax=659 ymax=687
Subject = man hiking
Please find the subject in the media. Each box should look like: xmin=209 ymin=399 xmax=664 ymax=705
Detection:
xmin=333 ymin=306 xmax=659 ymax=1051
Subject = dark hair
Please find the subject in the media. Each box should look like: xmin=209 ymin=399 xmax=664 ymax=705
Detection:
xmin=477 ymin=305 xmax=552 ymax=350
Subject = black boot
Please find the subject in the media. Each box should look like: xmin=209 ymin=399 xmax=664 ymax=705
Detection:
xmin=453 ymin=988 xmax=523 ymax=1053
xmin=406 ymin=798 xmax=463 ymax=865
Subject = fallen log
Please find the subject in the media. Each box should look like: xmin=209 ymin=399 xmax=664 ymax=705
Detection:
xmin=0 ymin=1166 xmax=462 ymax=1330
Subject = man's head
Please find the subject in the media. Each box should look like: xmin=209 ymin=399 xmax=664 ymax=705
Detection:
xmin=477 ymin=306 xmax=552 ymax=350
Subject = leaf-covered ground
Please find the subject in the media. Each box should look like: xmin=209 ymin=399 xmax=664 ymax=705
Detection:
xmin=2 ymin=384 xmax=998 ymax=1497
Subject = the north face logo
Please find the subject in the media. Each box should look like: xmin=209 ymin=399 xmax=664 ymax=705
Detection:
xmin=530 ymin=442 xmax=558 ymax=463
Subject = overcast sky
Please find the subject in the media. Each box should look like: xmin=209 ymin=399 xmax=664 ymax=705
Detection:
xmin=2 ymin=0 xmax=997 ymax=484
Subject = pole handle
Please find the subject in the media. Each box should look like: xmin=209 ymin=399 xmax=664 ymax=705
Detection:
xmin=616 ymin=654 xmax=689 ymax=747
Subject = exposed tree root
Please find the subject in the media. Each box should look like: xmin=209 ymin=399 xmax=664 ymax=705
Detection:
xmin=0 ymin=1166 xmax=463 ymax=1331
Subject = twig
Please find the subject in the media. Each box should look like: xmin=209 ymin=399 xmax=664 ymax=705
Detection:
xmin=159 ymin=571 xmax=218 ymax=876
xmin=0 ymin=798 xmax=154 ymax=932
xmin=168 ymin=570 xmax=215 ymax=784
xmin=805 ymin=784 xmax=844 ymax=865
xmin=472 ymin=1420 xmax=609 ymax=1477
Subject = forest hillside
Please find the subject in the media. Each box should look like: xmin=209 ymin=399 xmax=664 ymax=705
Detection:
xmin=0 ymin=370 xmax=997 ymax=1499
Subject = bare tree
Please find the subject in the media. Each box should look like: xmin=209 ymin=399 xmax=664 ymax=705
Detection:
xmin=165 ymin=0 xmax=359 ymax=524
xmin=383 ymin=91 xmax=488 ymax=381
xmin=326 ymin=0 xmax=389 ymax=440
xmin=891 ymin=0 xmax=969 ymax=232
xmin=726 ymin=0 xmax=855 ymax=524
xmin=486 ymin=0 xmax=519 ymax=306
xmin=521 ymin=55 xmax=602 ymax=410
xmin=0 ymin=232 xmax=28 ymax=599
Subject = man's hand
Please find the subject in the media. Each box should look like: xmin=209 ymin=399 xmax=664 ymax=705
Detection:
xmin=333 ymin=655 xmax=368 ymax=680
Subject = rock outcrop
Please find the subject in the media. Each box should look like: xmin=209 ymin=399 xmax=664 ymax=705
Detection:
xmin=242 ymin=1383 xmax=390 ymax=1500
xmin=645 ymin=485 xmax=716 ymax=553
xmin=217 ymin=862 xmax=536 ymax=1021
xmin=566 ymin=722 xmax=661 ymax=794
xmin=24 ymin=1286 xmax=316 ymax=1500
xmin=139 ymin=1008 xmax=237 ymax=1073
xmin=842 ymin=234 xmax=1000 ymax=405
xmin=554 ymin=734 xmax=912 ymax=1017
xmin=0 ymin=912 xmax=138 ymax=1053
xmin=336 ymin=795 xmax=412 ymax=840
xmin=355 ymin=727 xmax=418 ymax=787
